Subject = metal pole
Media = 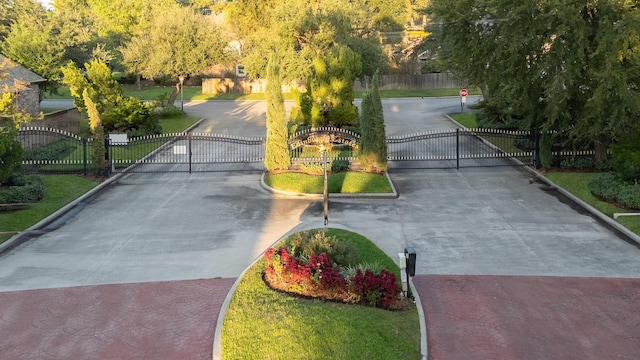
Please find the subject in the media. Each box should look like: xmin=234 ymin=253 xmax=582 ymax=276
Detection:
xmin=179 ymin=75 xmax=185 ymax=111
xmin=323 ymin=150 xmax=328 ymax=226
xmin=456 ymin=128 xmax=460 ymax=170
xmin=188 ymin=133 xmax=192 ymax=174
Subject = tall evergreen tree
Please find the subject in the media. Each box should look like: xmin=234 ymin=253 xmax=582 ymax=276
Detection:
xmin=370 ymin=71 xmax=387 ymax=170
xmin=358 ymin=71 xmax=387 ymax=172
xmin=358 ymin=89 xmax=376 ymax=171
xmin=264 ymin=52 xmax=291 ymax=171
xmin=83 ymin=89 xmax=108 ymax=177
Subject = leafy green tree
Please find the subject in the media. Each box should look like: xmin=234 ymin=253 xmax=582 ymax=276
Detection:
xmin=62 ymin=59 xmax=158 ymax=133
xmin=0 ymin=126 xmax=21 ymax=185
xmin=48 ymin=0 xmax=99 ymax=67
xmin=0 ymin=0 xmax=16 ymax=42
xmin=240 ymin=1 xmax=388 ymax=81
xmin=1 ymin=0 xmax=66 ymax=87
xmin=0 ymin=58 xmax=25 ymax=184
xmin=61 ymin=59 xmax=121 ymax=112
xmin=121 ymin=6 xmax=230 ymax=104
xmin=309 ymin=45 xmax=362 ymax=127
xmin=427 ymin=0 xmax=640 ymax=164
xmin=264 ymin=52 xmax=291 ymax=171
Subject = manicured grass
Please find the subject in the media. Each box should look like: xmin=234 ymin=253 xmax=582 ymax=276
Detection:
xmin=0 ymin=175 xmax=99 ymax=243
xmin=449 ymin=113 xmax=478 ymax=128
xmin=264 ymin=172 xmax=393 ymax=193
xmin=221 ymin=228 xmax=420 ymax=360
xmin=157 ymin=115 xmax=201 ymax=133
xmin=545 ymin=171 xmax=640 ymax=235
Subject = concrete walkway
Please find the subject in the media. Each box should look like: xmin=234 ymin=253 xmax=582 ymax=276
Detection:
xmin=1 ymin=98 xmax=639 ymax=359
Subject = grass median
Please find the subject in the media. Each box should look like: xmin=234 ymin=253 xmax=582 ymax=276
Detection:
xmin=221 ymin=228 xmax=420 ymax=359
xmin=264 ymin=171 xmax=393 ymax=194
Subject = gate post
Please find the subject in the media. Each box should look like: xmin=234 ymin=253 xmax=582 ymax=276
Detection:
xmin=82 ymin=138 xmax=88 ymax=176
xmin=188 ymin=133 xmax=192 ymax=174
xmin=533 ymin=129 xmax=541 ymax=168
xmin=104 ymin=136 xmax=112 ymax=175
xmin=456 ymin=128 xmax=460 ymax=170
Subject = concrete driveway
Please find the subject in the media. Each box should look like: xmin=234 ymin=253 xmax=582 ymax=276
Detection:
xmin=2 ymin=97 xmax=640 ymax=359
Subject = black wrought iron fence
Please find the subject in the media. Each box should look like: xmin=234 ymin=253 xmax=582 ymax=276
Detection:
xmin=387 ymin=128 xmax=537 ymax=169
xmin=17 ymin=127 xmax=91 ymax=174
xmin=17 ymin=127 xmax=600 ymax=174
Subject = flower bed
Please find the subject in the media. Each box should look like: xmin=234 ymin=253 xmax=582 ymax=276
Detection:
xmin=264 ymin=246 xmax=403 ymax=309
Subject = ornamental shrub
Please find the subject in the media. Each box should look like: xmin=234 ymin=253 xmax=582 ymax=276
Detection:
xmin=0 ymin=175 xmax=45 ymax=203
xmin=560 ymin=157 xmax=595 ymax=170
xmin=284 ymin=230 xmax=359 ymax=267
xmin=616 ymin=185 xmax=640 ymax=210
xmin=330 ymin=159 xmax=350 ymax=173
xmin=611 ymin=130 xmax=640 ymax=183
xmin=588 ymin=172 xmax=625 ymax=200
xmin=539 ymin=133 xmax=552 ymax=168
xmin=348 ymin=268 xmax=399 ymax=308
xmin=263 ymin=246 xmax=399 ymax=309
xmin=264 ymin=247 xmax=347 ymax=299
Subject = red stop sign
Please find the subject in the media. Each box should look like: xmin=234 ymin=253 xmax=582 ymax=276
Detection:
xmin=459 ymin=89 xmax=468 ymax=97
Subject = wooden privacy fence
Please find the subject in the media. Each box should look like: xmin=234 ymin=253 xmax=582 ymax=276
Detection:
xmin=202 ymin=73 xmax=462 ymax=94
xmin=354 ymin=73 xmax=463 ymax=91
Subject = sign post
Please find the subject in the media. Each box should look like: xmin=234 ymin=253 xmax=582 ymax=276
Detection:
xmin=459 ymin=88 xmax=468 ymax=113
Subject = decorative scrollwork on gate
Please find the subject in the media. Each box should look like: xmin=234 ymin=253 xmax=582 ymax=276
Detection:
xmin=288 ymin=127 xmax=360 ymax=151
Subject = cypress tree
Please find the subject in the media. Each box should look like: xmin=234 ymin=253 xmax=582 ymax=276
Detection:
xmin=264 ymin=52 xmax=291 ymax=171
xmin=370 ymin=71 xmax=387 ymax=171
xmin=84 ymin=89 xmax=108 ymax=177
xmin=358 ymin=71 xmax=387 ymax=172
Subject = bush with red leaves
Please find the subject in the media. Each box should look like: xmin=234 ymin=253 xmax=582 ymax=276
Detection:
xmin=264 ymin=246 xmax=400 ymax=309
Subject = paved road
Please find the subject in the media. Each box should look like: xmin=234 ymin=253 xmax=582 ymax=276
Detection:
xmin=3 ymin=97 xmax=640 ymax=359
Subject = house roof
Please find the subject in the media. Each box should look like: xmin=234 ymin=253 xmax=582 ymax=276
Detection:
xmin=0 ymin=54 xmax=47 ymax=90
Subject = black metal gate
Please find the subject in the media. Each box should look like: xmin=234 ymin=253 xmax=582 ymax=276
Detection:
xmin=108 ymin=132 xmax=265 ymax=173
xmin=386 ymin=128 xmax=537 ymax=169
xmin=18 ymin=127 xmax=595 ymax=174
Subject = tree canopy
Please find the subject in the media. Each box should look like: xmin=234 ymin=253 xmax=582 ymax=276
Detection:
xmin=121 ymin=6 xmax=230 ymax=80
xmin=427 ymin=0 xmax=640 ymax=161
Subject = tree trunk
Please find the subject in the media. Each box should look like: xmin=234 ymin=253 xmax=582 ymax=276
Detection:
xmin=168 ymin=82 xmax=179 ymax=107
xmin=136 ymin=74 xmax=141 ymax=91
xmin=479 ymin=81 xmax=488 ymax=100
xmin=594 ymin=136 xmax=608 ymax=166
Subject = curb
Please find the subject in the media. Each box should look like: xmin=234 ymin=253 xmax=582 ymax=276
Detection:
xmin=0 ymin=172 xmax=127 ymax=255
xmin=0 ymin=118 xmax=207 ymax=255
xmin=526 ymin=168 xmax=640 ymax=247
xmin=445 ymin=114 xmax=640 ymax=247
xmin=410 ymin=278 xmax=429 ymax=360
xmin=259 ymin=171 xmax=399 ymax=199
xmin=211 ymin=220 xmax=423 ymax=359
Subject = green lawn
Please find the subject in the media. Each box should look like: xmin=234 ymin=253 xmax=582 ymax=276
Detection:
xmin=264 ymin=172 xmax=393 ymax=193
xmin=0 ymin=175 xmax=99 ymax=243
xmin=221 ymin=228 xmax=420 ymax=360
xmin=449 ymin=113 xmax=478 ymax=128
xmin=545 ymin=171 xmax=640 ymax=235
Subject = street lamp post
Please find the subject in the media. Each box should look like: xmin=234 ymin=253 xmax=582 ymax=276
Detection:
xmin=178 ymin=75 xmax=185 ymax=111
